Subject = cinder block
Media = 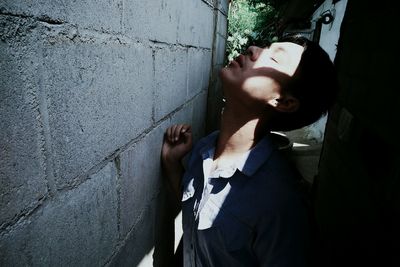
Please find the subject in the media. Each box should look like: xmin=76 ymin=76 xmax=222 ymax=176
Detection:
xmin=201 ymin=0 xmax=214 ymax=8
xmin=123 ymin=0 xmax=179 ymax=45
xmin=216 ymin=0 xmax=229 ymax=15
xmin=214 ymin=34 xmax=227 ymax=67
xmin=1 ymin=0 xmax=122 ymax=33
xmin=176 ymin=0 xmax=214 ymax=48
xmin=0 ymin=17 xmax=48 ymax=227
xmin=217 ymin=10 xmax=228 ymax=38
xmin=153 ymin=46 xmax=188 ymax=121
xmin=187 ymin=48 xmax=212 ymax=99
xmin=191 ymin=91 xmax=208 ymax=142
xmin=169 ymin=102 xmax=194 ymax=127
xmin=111 ymin=189 xmax=176 ymax=267
xmin=41 ymin=39 xmax=153 ymax=188
xmin=123 ymin=0 xmax=214 ymax=48
xmin=0 ymin=162 xmax=119 ymax=267
xmin=110 ymin=196 xmax=157 ymax=267
xmin=119 ymin=122 xmax=167 ymax=237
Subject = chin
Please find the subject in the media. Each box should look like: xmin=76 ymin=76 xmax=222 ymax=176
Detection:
xmin=219 ymin=67 xmax=227 ymax=79
xmin=219 ymin=67 xmax=235 ymax=85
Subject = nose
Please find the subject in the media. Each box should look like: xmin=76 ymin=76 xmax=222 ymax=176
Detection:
xmin=246 ymin=46 xmax=264 ymax=61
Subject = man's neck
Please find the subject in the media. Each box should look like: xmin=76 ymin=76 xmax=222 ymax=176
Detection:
xmin=214 ymin=105 xmax=270 ymax=160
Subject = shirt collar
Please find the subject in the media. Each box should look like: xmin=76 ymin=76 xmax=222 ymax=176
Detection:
xmin=241 ymin=134 xmax=277 ymax=176
xmin=199 ymin=131 xmax=277 ymax=178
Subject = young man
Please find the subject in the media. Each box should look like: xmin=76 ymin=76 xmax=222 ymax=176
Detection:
xmin=161 ymin=35 xmax=337 ymax=266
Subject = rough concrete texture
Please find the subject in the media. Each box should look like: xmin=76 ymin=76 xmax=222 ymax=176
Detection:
xmin=153 ymin=46 xmax=189 ymax=121
xmin=216 ymin=0 xmax=230 ymax=15
xmin=169 ymin=100 xmax=195 ymax=130
xmin=123 ymin=0 xmax=177 ymax=45
xmin=191 ymin=91 xmax=209 ymax=141
xmin=0 ymin=16 xmax=49 ymax=228
xmin=0 ymin=162 xmax=119 ymax=267
xmin=188 ymin=48 xmax=212 ymax=99
xmin=206 ymin=11 xmax=227 ymax=132
xmin=110 ymin=195 xmax=159 ymax=267
xmin=215 ymin=34 xmax=227 ymax=70
xmin=1 ymin=0 xmax=226 ymax=264
xmin=110 ymin=189 xmax=179 ymax=267
xmin=113 ymin=168 xmax=179 ymax=267
xmin=119 ymin=122 xmax=166 ymax=237
xmin=214 ymin=8 xmax=229 ymax=68
xmin=1 ymin=0 xmax=123 ymax=33
xmin=124 ymin=0 xmax=214 ymax=48
xmin=116 ymin=98 xmax=206 ymax=266
xmin=217 ymin=9 xmax=228 ymax=38
xmin=42 ymin=35 xmax=154 ymax=188
xmin=176 ymin=0 xmax=214 ymax=48
xmin=167 ymin=91 xmax=209 ymax=143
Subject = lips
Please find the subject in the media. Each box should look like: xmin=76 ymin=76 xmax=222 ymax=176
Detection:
xmin=228 ymin=54 xmax=245 ymax=68
xmin=235 ymin=55 xmax=244 ymax=67
xmin=228 ymin=59 xmax=239 ymax=67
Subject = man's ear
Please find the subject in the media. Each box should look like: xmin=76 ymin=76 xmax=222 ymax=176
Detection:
xmin=269 ymin=94 xmax=300 ymax=113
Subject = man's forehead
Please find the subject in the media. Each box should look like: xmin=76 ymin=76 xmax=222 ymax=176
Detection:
xmin=270 ymin=42 xmax=304 ymax=53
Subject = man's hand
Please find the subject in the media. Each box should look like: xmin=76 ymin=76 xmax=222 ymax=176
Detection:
xmin=161 ymin=124 xmax=192 ymax=202
xmin=162 ymin=124 xmax=192 ymax=165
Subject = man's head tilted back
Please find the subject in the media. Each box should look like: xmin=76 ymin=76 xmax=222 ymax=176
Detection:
xmin=220 ymin=34 xmax=338 ymax=131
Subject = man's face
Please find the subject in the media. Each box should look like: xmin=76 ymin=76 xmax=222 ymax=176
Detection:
xmin=220 ymin=42 xmax=304 ymax=107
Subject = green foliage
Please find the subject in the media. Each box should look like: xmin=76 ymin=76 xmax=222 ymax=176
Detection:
xmin=226 ymin=0 xmax=280 ymax=62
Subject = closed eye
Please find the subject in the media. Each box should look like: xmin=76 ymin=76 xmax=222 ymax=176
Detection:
xmin=270 ymin=57 xmax=278 ymax=63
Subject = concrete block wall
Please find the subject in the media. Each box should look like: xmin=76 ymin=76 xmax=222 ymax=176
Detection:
xmin=206 ymin=0 xmax=229 ymax=133
xmin=0 ymin=0 xmax=228 ymax=266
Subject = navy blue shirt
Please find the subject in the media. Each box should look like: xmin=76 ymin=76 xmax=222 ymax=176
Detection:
xmin=181 ymin=131 xmax=310 ymax=266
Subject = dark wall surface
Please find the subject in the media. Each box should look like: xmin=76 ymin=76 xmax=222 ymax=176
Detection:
xmin=315 ymin=0 xmax=400 ymax=266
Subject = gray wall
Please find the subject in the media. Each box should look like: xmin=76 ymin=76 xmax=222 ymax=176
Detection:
xmin=0 ymin=0 xmax=228 ymax=266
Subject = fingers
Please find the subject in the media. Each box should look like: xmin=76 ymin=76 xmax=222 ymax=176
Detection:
xmin=182 ymin=129 xmax=192 ymax=145
xmin=166 ymin=126 xmax=173 ymax=143
xmin=165 ymin=124 xmax=191 ymax=143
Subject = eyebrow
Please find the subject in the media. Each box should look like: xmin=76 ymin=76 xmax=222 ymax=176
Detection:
xmin=269 ymin=45 xmax=289 ymax=63
xmin=271 ymin=44 xmax=287 ymax=53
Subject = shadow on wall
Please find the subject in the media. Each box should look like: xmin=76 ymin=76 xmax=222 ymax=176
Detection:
xmin=110 ymin=183 xmax=177 ymax=267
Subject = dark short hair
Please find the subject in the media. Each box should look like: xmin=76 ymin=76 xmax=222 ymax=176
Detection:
xmin=268 ymin=34 xmax=338 ymax=131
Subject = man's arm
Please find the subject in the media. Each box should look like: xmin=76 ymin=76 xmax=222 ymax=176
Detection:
xmin=161 ymin=124 xmax=193 ymax=203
